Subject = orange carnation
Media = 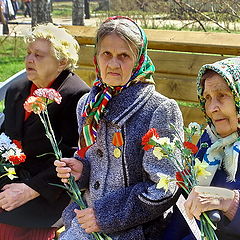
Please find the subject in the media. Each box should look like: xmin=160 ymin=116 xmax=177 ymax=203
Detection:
xmin=24 ymin=96 xmax=46 ymax=114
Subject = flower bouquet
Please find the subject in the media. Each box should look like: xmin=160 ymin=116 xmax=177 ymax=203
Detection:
xmin=0 ymin=133 xmax=26 ymax=182
xmin=142 ymin=122 xmax=218 ymax=240
xmin=24 ymin=88 xmax=111 ymax=240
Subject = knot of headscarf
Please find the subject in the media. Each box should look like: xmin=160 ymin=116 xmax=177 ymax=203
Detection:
xmin=77 ymin=16 xmax=155 ymax=158
xmin=198 ymin=127 xmax=240 ymax=185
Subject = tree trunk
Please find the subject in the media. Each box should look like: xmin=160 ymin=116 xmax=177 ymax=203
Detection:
xmin=31 ymin=0 xmax=53 ymax=27
xmin=72 ymin=0 xmax=84 ymax=26
xmin=84 ymin=0 xmax=90 ymax=19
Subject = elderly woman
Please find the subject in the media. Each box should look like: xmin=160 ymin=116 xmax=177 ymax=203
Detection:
xmin=164 ymin=57 xmax=240 ymax=240
xmin=0 ymin=23 xmax=90 ymax=239
xmin=55 ymin=16 xmax=183 ymax=240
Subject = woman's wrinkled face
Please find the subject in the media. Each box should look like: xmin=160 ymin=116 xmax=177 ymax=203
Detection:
xmin=96 ymin=33 xmax=138 ymax=86
xmin=203 ymin=74 xmax=238 ymax=137
xmin=25 ymin=38 xmax=64 ymax=88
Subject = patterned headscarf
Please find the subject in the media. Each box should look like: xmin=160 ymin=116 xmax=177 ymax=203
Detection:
xmin=78 ymin=16 xmax=155 ymax=158
xmin=196 ymin=57 xmax=240 ymax=184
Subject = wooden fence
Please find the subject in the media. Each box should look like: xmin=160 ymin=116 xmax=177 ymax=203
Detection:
xmin=63 ymin=26 xmax=240 ymax=125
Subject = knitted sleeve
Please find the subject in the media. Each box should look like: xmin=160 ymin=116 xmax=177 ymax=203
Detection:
xmin=224 ymin=190 xmax=240 ymax=220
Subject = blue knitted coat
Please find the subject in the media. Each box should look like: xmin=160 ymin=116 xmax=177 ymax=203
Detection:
xmin=59 ymin=82 xmax=184 ymax=240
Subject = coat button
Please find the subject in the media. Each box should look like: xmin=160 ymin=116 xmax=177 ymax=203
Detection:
xmin=96 ymin=149 xmax=103 ymax=157
xmin=93 ymin=181 xmax=100 ymax=190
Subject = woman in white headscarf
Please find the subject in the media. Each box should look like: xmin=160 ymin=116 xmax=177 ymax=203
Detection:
xmin=164 ymin=57 xmax=240 ymax=240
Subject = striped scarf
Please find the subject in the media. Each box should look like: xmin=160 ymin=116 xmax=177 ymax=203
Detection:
xmin=77 ymin=16 xmax=155 ymax=158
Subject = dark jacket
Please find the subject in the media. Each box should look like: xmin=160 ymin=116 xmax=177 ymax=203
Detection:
xmin=163 ymin=130 xmax=240 ymax=240
xmin=0 ymin=70 xmax=90 ymax=228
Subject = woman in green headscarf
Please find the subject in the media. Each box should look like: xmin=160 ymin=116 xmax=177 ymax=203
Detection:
xmin=55 ymin=16 xmax=183 ymax=240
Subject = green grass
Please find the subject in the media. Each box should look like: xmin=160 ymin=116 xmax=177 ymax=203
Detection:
xmin=0 ymin=36 xmax=26 ymax=82
xmin=52 ymin=2 xmax=72 ymax=17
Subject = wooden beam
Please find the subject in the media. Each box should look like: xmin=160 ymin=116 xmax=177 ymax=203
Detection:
xmin=78 ymin=45 xmax=225 ymax=77
xmin=74 ymin=67 xmax=199 ymax=102
xmin=64 ymin=25 xmax=240 ymax=55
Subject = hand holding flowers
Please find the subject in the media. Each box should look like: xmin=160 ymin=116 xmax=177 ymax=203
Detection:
xmin=142 ymin=122 xmax=218 ymax=240
xmin=24 ymin=88 xmax=111 ymax=240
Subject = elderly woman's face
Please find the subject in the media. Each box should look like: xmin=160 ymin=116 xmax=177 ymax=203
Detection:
xmin=96 ymin=33 xmax=137 ymax=86
xmin=25 ymin=39 xmax=63 ymax=88
xmin=203 ymin=74 xmax=238 ymax=137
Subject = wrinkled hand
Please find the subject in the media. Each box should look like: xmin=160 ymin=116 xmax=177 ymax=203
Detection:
xmin=184 ymin=186 xmax=235 ymax=220
xmin=0 ymin=183 xmax=40 ymax=211
xmin=54 ymin=158 xmax=83 ymax=183
xmin=75 ymin=208 xmax=101 ymax=233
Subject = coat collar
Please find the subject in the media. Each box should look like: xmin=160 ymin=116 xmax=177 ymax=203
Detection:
xmin=103 ymin=83 xmax=155 ymax=127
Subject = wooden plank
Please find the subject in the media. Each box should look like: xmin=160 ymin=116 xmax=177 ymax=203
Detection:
xmin=78 ymin=45 xmax=94 ymax=66
xmin=64 ymin=25 xmax=240 ymax=55
xmin=146 ymin=29 xmax=240 ymax=55
xmin=74 ymin=67 xmax=96 ymax=87
xmin=75 ymin=67 xmax=199 ymax=102
xmin=64 ymin=25 xmax=97 ymax=45
xmin=78 ymin=45 xmax=226 ymax=77
xmin=154 ymin=73 xmax=198 ymax=102
xmin=180 ymin=105 xmax=205 ymax=126
xmin=150 ymin=51 xmax=225 ymax=76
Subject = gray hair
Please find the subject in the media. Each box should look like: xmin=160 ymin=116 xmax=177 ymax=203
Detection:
xmin=95 ymin=18 xmax=143 ymax=59
xmin=25 ymin=23 xmax=79 ymax=71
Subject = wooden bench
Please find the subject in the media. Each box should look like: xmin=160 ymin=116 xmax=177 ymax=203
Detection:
xmin=2 ymin=28 xmax=240 ymax=125
xmin=63 ymin=26 xmax=240 ymax=125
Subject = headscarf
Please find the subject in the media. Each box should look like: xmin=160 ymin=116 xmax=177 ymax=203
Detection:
xmin=196 ymin=57 xmax=240 ymax=184
xmin=78 ymin=16 xmax=155 ymax=158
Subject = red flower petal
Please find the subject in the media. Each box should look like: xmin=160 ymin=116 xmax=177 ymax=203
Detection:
xmin=142 ymin=128 xmax=159 ymax=151
xmin=183 ymin=141 xmax=198 ymax=154
xmin=8 ymin=154 xmax=26 ymax=165
xmin=175 ymin=169 xmax=190 ymax=189
xmin=12 ymin=140 xmax=23 ymax=150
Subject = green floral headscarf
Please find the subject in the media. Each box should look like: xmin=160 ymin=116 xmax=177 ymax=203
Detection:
xmin=196 ymin=57 xmax=240 ymax=183
xmin=197 ymin=57 xmax=240 ymax=126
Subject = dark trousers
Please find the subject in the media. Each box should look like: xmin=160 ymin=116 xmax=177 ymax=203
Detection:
xmin=11 ymin=1 xmax=18 ymax=17
xmin=24 ymin=2 xmax=31 ymax=17
xmin=2 ymin=14 xmax=9 ymax=35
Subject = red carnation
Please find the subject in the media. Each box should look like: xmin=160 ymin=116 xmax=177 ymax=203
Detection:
xmin=8 ymin=154 xmax=26 ymax=165
xmin=142 ymin=128 xmax=160 ymax=151
xmin=175 ymin=169 xmax=190 ymax=189
xmin=12 ymin=140 xmax=23 ymax=150
xmin=183 ymin=141 xmax=198 ymax=154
